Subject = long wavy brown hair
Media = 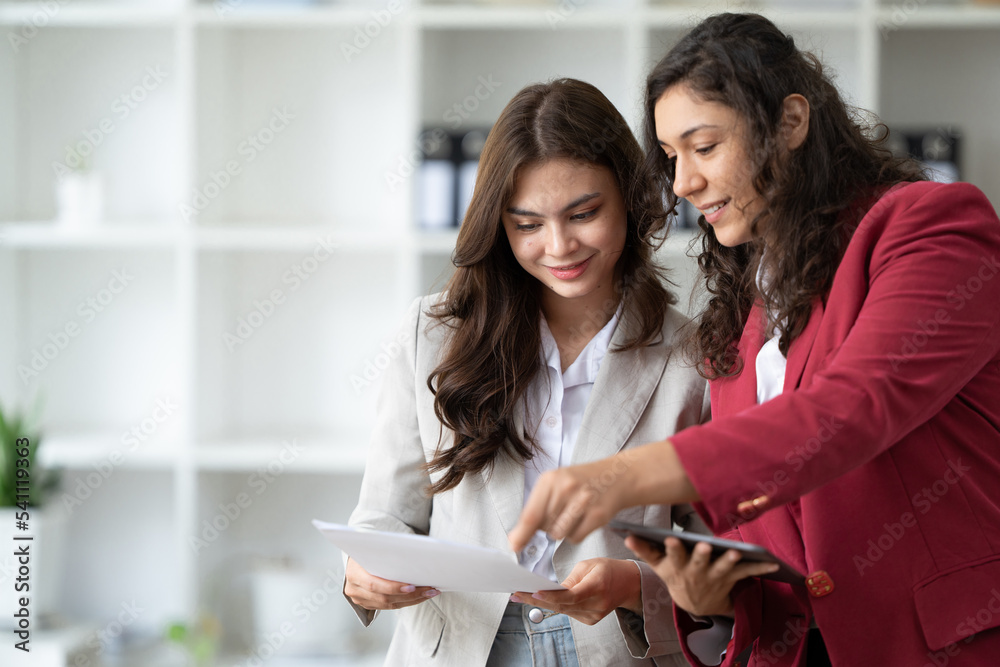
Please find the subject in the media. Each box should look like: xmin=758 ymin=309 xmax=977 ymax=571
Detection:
xmin=643 ymin=13 xmax=924 ymax=378
xmin=426 ymin=78 xmax=676 ymax=494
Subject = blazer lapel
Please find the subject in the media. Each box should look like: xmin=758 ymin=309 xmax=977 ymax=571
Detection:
xmin=784 ymin=299 xmax=825 ymax=391
xmin=570 ymin=309 xmax=669 ymax=466
xmin=483 ymin=396 xmax=527 ymax=538
xmin=713 ymin=301 xmax=766 ymax=415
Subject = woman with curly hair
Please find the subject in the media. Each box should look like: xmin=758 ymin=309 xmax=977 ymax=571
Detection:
xmin=511 ymin=13 xmax=1000 ymax=666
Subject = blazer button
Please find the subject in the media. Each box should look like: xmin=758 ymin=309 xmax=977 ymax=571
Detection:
xmin=736 ymin=495 xmax=770 ymax=519
xmin=806 ymin=570 xmax=834 ymax=598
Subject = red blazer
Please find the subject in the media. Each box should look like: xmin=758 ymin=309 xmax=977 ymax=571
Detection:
xmin=669 ymin=181 xmax=1000 ymax=666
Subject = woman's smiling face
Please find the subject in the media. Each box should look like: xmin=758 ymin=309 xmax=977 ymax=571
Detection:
xmin=654 ymin=84 xmax=763 ymax=247
xmin=501 ymin=158 xmax=627 ymax=311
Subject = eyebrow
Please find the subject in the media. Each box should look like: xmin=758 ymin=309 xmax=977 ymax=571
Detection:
xmin=658 ymin=123 xmax=721 ymax=146
xmin=506 ymin=192 xmax=601 ymax=217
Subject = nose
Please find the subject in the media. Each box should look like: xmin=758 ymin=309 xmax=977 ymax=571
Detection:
xmin=672 ymin=154 xmax=704 ymax=200
xmin=546 ymin=222 xmax=578 ymax=259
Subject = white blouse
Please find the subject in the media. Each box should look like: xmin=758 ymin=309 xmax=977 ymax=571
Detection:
xmin=519 ymin=307 xmax=621 ymax=580
xmin=755 ymin=257 xmax=788 ymax=404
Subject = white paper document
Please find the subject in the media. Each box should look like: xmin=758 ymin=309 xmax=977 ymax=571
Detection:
xmin=313 ymin=521 xmax=565 ymax=593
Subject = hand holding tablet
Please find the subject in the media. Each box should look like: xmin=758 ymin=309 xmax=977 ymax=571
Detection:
xmin=607 ymin=520 xmax=806 ymax=584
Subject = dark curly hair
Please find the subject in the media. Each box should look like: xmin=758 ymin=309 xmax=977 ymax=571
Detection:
xmin=426 ymin=78 xmax=676 ymax=494
xmin=643 ymin=13 xmax=924 ymax=378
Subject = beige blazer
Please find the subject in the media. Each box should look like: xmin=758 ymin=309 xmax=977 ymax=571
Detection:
xmin=345 ymin=294 xmax=710 ymax=667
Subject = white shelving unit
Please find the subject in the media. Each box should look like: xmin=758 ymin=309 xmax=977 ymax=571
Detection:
xmin=1 ymin=0 xmax=998 ymax=663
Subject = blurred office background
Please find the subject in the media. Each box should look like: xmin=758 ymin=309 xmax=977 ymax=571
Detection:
xmin=0 ymin=0 xmax=997 ymax=664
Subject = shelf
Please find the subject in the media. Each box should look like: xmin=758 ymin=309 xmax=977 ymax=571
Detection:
xmin=876 ymin=5 xmax=1000 ymax=29
xmin=417 ymin=4 xmax=627 ymax=29
xmin=644 ymin=5 xmax=861 ymax=30
xmin=194 ymin=226 xmax=392 ymax=251
xmin=6 ymin=2 xmax=998 ymax=32
xmin=192 ymin=3 xmax=381 ymax=27
xmin=40 ymin=432 xmax=179 ymax=470
xmin=0 ymin=2 xmax=180 ymax=27
xmin=0 ymin=223 xmax=180 ymax=248
xmin=196 ymin=437 xmax=369 ymax=473
xmin=0 ymin=224 xmax=447 ymax=252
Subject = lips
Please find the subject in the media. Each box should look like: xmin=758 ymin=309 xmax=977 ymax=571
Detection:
xmin=698 ymin=200 xmax=728 ymax=224
xmin=547 ymin=256 xmax=592 ymax=280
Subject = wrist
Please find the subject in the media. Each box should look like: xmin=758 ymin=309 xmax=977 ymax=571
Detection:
xmin=623 ymin=439 xmax=698 ymax=507
xmin=620 ymin=560 xmax=644 ymax=615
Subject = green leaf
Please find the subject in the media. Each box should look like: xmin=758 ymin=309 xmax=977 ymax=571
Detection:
xmin=166 ymin=622 xmax=188 ymax=643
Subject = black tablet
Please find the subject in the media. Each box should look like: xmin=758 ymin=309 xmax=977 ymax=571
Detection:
xmin=607 ymin=519 xmax=806 ymax=584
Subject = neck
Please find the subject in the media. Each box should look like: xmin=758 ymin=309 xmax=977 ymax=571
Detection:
xmin=541 ymin=279 xmax=621 ymax=366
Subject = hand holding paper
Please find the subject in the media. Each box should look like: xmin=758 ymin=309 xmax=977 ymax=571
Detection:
xmin=314 ymin=521 xmax=564 ymax=594
xmin=344 ymin=556 xmax=441 ymax=611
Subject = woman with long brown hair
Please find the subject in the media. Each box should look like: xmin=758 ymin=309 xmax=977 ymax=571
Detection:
xmin=342 ymin=78 xmax=708 ymax=666
xmin=510 ymin=13 xmax=1000 ymax=666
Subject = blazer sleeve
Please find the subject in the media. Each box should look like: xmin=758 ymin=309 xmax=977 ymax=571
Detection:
xmin=613 ymin=560 xmax=683 ymax=663
xmin=617 ymin=512 xmax=717 ymax=665
xmin=342 ymin=297 xmax=435 ymax=626
xmin=614 ymin=382 xmax=714 ymax=662
xmin=669 ymin=183 xmax=1000 ymax=532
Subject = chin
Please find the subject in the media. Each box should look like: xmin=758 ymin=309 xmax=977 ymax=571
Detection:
xmin=713 ymin=228 xmax=751 ymax=248
xmin=550 ymin=286 xmax=594 ymax=300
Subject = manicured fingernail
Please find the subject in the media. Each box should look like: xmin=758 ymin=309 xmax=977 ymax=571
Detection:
xmin=531 ymin=592 xmax=543 ymax=600
xmin=401 ymin=585 xmax=415 ymax=593
xmin=424 ymin=589 xmax=440 ymax=597
xmin=510 ymin=594 xmax=521 ymax=603
xmin=768 ymin=564 xmax=780 ymax=571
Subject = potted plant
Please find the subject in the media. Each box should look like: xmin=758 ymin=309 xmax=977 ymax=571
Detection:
xmin=1 ymin=399 xmax=61 ymax=628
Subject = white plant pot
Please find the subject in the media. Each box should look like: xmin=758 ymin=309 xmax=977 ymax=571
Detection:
xmin=0 ymin=506 xmax=67 ymax=629
xmin=55 ymin=171 xmax=104 ymax=229
xmin=250 ymin=563 xmax=356 ymax=657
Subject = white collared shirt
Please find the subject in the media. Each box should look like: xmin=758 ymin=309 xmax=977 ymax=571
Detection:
xmin=755 ymin=258 xmax=787 ymax=405
xmin=519 ymin=306 xmax=621 ymax=581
